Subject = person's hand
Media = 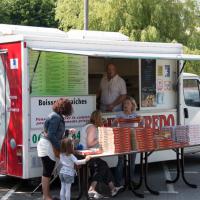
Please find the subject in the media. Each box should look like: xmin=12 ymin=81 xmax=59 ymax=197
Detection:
xmin=139 ymin=116 xmax=143 ymax=122
xmin=112 ymin=119 xmax=118 ymax=127
xmin=43 ymin=131 xmax=48 ymax=137
xmin=69 ymin=128 xmax=76 ymax=134
xmin=85 ymin=155 xmax=91 ymax=162
xmin=106 ymin=104 xmax=114 ymax=112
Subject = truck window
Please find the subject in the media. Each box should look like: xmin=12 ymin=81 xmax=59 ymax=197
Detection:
xmin=183 ymin=79 xmax=200 ymax=107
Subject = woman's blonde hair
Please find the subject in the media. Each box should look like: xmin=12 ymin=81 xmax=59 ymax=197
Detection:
xmin=122 ymin=96 xmax=138 ymax=112
xmin=89 ymin=110 xmax=104 ymax=127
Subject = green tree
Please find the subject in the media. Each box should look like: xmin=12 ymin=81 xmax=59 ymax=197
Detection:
xmin=140 ymin=26 xmax=160 ymax=42
xmin=0 ymin=0 xmax=57 ymax=27
xmin=0 ymin=0 xmax=11 ymax=24
xmin=55 ymin=0 xmax=83 ymax=30
xmin=55 ymin=0 xmax=128 ymax=31
xmin=55 ymin=0 xmax=199 ymax=46
xmin=184 ymin=47 xmax=200 ymax=75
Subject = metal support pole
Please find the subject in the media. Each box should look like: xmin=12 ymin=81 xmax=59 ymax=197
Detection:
xmin=84 ymin=0 xmax=88 ymax=30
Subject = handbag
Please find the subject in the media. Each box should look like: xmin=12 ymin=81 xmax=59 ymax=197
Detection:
xmin=41 ymin=131 xmax=60 ymax=158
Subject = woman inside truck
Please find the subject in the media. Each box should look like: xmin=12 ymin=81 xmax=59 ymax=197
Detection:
xmin=113 ymin=96 xmax=143 ymax=187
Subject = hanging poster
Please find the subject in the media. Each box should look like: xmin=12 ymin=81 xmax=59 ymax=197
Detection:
xmin=157 ymin=65 xmax=163 ymax=76
xmin=164 ymin=65 xmax=170 ymax=77
xmin=141 ymin=59 xmax=156 ymax=107
xmin=29 ymin=50 xmax=88 ymax=96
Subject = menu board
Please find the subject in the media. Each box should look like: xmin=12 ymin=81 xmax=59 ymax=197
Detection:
xmin=141 ymin=59 xmax=156 ymax=107
xmin=29 ymin=50 xmax=88 ymax=96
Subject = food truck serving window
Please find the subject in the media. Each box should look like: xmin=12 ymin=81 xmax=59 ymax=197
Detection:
xmin=30 ymin=48 xmax=200 ymax=110
xmin=29 ymin=50 xmax=88 ymax=96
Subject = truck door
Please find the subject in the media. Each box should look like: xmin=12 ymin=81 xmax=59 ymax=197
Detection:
xmin=0 ymin=53 xmax=7 ymax=174
xmin=183 ymin=76 xmax=200 ymax=125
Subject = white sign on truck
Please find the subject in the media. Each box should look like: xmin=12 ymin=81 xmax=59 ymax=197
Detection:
xmin=30 ymin=96 xmax=96 ymax=148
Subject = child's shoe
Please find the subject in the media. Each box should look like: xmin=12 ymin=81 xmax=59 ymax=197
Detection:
xmin=88 ymin=189 xmax=97 ymax=198
xmin=93 ymin=191 xmax=104 ymax=199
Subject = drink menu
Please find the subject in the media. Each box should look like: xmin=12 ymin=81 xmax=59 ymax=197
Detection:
xmin=29 ymin=50 xmax=88 ymax=96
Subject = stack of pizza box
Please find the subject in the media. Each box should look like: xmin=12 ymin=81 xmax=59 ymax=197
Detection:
xmin=133 ymin=128 xmax=146 ymax=151
xmin=173 ymin=125 xmax=189 ymax=146
xmin=130 ymin=128 xmax=136 ymax=150
xmin=155 ymin=126 xmax=175 ymax=149
xmin=98 ymin=127 xmax=131 ymax=153
xmin=98 ymin=127 xmax=115 ymax=153
xmin=113 ymin=127 xmax=131 ymax=153
xmin=98 ymin=125 xmax=200 ymax=154
xmin=133 ymin=128 xmax=156 ymax=152
xmin=187 ymin=125 xmax=200 ymax=145
xmin=172 ymin=125 xmax=200 ymax=146
xmin=145 ymin=128 xmax=156 ymax=150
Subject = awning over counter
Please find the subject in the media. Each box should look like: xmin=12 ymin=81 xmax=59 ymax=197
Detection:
xmin=31 ymin=47 xmax=200 ymax=61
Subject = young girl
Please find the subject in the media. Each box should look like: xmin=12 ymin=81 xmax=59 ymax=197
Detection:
xmin=113 ymin=96 xmax=143 ymax=187
xmin=59 ymin=138 xmax=91 ymax=200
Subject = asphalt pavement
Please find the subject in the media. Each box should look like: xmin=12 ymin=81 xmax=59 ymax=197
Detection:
xmin=1 ymin=152 xmax=200 ymax=200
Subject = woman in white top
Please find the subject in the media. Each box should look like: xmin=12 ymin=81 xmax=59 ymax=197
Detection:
xmin=80 ymin=110 xmax=122 ymax=199
xmin=59 ymin=138 xmax=90 ymax=200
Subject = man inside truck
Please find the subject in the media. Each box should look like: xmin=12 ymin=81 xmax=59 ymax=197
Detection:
xmin=97 ymin=63 xmax=127 ymax=112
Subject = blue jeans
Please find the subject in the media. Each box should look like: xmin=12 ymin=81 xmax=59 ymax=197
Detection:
xmin=129 ymin=153 xmax=136 ymax=181
xmin=113 ymin=155 xmax=124 ymax=186
xmin=114 ymin=153 xmax=136 ymax=186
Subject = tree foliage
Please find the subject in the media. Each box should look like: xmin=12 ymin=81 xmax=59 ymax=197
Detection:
xmin=184 ymin=47 xmax=200 ymax=74
xmin=0 ymin=0 xmax=57 ymax=27
xmin=0 ymin=0 xmax=11 ymax=24
xmin=55 ymin=0 xmax=199 ymax=46
xmin=55 ymin=0 xmax=83 ymax=30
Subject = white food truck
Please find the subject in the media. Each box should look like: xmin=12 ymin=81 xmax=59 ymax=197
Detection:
xmin=0 ymin=24 xmax=200 ymax=179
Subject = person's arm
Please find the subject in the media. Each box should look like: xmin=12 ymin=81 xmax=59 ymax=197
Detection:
xmin=96 ymin=88 xmax=101 ymax=109
xmin=111 ymin=112 xmax=123 ymax=127
xmin=86 ymin=125 xmax=98 ymax=148
xmin=107 ymin=94 xmax=126 ymax=111
xmin=138 ymin=116 xmax=144 ymax=127
xmin=132 ymin=113 xmax=144 ymax=127
xmin=96 ymin=88 xmax=101 ymax=100
xmin=111 ymin=118 xmax=119 ymax=127
xmin=47 ymin=116 xmax=61 ymax=150
xmin=71 ymin=154 xmax=90 ymax=165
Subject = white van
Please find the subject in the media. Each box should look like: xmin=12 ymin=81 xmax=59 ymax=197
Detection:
xmin=0 ymin=24 xmax=200 ymax=178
